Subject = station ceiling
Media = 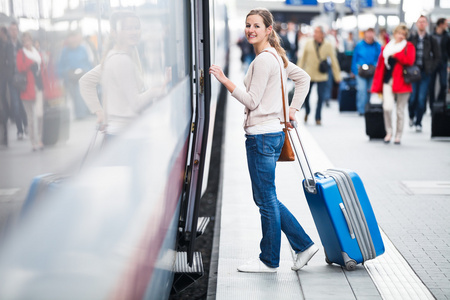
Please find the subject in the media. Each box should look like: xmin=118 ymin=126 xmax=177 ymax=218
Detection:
xmin=231 ymin=0 xmax=322 ymax=24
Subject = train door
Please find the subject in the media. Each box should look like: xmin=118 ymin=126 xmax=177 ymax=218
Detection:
xmin=178 ymin=0 xmax=212 ymax=266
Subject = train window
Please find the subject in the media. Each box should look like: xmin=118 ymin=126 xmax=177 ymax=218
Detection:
xmin=0 ymin=0 xmax=191 ymax=142
xmin=138 ymin=0 xmax=190 ymax=88
xmin=0 ymin=0 xmax=192 ymax=186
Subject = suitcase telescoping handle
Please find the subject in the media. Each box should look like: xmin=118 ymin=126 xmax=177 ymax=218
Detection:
xmin=79 ymin=125 xmax=103 ymax=170
xmin=288 ymin=121 xmax=317 ymax=194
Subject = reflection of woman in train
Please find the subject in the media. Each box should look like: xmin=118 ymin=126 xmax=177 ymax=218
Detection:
xmin=16 ymin=32 xmax=45 ymax=151
xmin=209 ymin=8 xmax=318 ymax=273
xmin=80 ymin=11 xmax=158 ymax=135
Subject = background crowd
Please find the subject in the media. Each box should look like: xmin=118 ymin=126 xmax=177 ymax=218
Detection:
xmin=0 ymin=22 xmax=96 ymax=151
xmin=1 ymin=14 xmax=449 ymax=151
xmin=238 ymin=15 xmax=450 ymax=144
xmin=0 ymin=11 xmax=170 ymax=151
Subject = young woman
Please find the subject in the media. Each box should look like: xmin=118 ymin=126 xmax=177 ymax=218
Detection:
xmin=209 ymin=8 xmax=318 ymax=273
xmin=371 ymin=24 xmax=415 ymax=145
xmin=16 ymin=32 xmax=45 ymax=151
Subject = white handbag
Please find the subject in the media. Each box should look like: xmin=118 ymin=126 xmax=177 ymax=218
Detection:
xmin=369 ymin=93 xmax=383 ymax=105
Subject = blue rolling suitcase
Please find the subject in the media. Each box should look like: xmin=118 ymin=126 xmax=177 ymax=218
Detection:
xmin=21 ymin=129 xmax=102 ymax=217
xmin=21 ymin=173 xmax=68 ymax=217
xmin=288 ymin=122 xmax=384 ymax=270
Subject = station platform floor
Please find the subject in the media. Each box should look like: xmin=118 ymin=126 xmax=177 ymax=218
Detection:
xmin=209 ymin=48 xmax=450 ymax=300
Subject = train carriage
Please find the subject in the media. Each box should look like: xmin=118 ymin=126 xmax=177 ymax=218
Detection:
xmin=0 ymin=0 xmax=229 ymax=299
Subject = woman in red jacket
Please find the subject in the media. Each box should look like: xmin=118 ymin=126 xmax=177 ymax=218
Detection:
xmin=371 ymin=24 xmax=416 ymax=145
xmin=16 ymin=32 xmax=44 ymax=151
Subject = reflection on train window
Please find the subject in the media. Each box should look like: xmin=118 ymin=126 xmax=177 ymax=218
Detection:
xmin=1 ymin=0 xmax=190 ymax=134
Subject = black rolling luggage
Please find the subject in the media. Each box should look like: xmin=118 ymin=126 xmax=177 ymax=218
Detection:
xmin=431 ymin=95 xmax=450 ymax=138
xmin=337 ymin=53 xmax=352 ymax=73
xmin=338 ymin=78 xmax=357 ymax=112
xmin=365 ymin=102 xmax=386 ymax=139
xmin=43 ymin=105 xmax=70 ymax=145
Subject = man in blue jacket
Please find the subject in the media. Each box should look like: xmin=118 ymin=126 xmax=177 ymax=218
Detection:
xmin=58 ymin=31 xmax=92 ymax=119
xmin=351 ymin=28 xmax=381 ymax=115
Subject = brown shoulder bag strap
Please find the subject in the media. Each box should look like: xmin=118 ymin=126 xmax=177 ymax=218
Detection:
xmin=261 ymin=50 xmax=288 ymax=127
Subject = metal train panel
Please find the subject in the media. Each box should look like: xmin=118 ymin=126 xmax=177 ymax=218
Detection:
xmin=0 ymin=75 xmax=192 ymax=299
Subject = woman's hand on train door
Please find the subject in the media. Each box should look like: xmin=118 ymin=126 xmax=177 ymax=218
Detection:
xmin=209 ymin=64 xmax=226 ymax=83
xmin=287 ymin=107 xmax=298 ymax=129
xmin=209 ymin=64 xmax=236 ymax=93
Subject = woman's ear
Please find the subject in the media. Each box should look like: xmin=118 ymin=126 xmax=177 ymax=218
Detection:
xmin=266 ymin=25 xmax=273 ymax=36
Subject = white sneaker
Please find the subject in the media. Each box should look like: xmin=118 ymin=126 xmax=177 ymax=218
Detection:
xmin=416 ymin=125 xmax=422 ymax=132
xmin=291 ymin=244 xmax=319 ymax=271
xmin=237 ymin=258 xmax=278 ymax=273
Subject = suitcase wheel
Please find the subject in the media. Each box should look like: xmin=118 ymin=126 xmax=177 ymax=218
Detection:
xmin=345 ymin=260 xmax=357 ymax=271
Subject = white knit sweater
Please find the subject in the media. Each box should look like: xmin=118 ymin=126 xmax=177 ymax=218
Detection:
xmin=231 ymin=47 xmax=311 ymax=129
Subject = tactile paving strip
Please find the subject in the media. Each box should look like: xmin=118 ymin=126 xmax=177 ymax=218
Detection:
xmin=364 ymin=231 xmax=435 ymax=300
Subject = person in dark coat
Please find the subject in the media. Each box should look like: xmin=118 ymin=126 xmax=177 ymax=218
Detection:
xmin=0 ymin=27 xmax=12 ymax=145
xmin=280 ymin=21 xmax=299 ymax=63
xmin=237 ymin=34 xmax=255 ymax=71
xmin=429 ymin=18 xmax=450 ymax=107
xmin=407 ymin=15 xmax=441 ymax=132
xmin=7 ymin=22 xmax=28 ymax=140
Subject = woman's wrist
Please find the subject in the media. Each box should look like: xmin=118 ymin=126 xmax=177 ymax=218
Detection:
xmin=289 ymin=107 xmax=298 ymax=121
xmin=223 ymin=78 xmax=236 ymax=93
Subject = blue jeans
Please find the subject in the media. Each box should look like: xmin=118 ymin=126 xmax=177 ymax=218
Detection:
xmin=429 ymin=62 xmax=448 ymax=108
xmin=303 ymin=81 xmax=328 ymax=121
xmin=245 ymin=132 xmax=314 ymax=268
xmin=408 ymin=71 xmax=431 ymax=126
xmin=356 ymin=75 xmax=373 ymax=114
